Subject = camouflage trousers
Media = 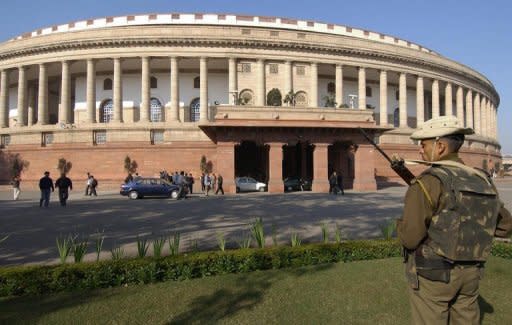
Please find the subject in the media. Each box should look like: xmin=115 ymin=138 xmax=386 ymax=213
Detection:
xmin=408 ymin=266 xmax=481 ymax=325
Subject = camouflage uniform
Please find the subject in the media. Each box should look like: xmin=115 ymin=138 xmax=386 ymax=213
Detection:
xmin=396 ymin=116 xmax=512 ymax=324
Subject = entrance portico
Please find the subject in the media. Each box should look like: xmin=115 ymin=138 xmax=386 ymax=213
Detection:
xmin=202 ymin=109 xmax=382 ymax=193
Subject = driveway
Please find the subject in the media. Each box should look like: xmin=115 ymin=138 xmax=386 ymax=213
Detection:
xmin=1 ymin=179 xmax=511 ymax=267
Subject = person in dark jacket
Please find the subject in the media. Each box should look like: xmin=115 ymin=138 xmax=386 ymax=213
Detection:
xmin=55 ymin=174 xmax=73 ymax=206
xmin=39 ymin=171 xmax=54 ymax=207
xmin=215 ymin=174 xmax=224 ymax=195
xmin=336 ymin=171 xmax=345 ymax=195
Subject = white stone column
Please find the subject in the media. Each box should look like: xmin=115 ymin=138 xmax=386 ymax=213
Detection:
xmin=37 ymin=64 xmax=48 ymax=125
xmin=416 ymin=76 xmax=424 ymax=127
xmin=170 ymin=56 xmax=180 ymax=121
xmin=493 ymin=104 xmax=497 ymax=139
xmin=445 ymin=82 xmax=452 ymax=116
xmin=486 ymin=100 xmax=491 ymax=138
xmin=473 ymin=93 xmax=481 ymax=135
xmin=228 ymin=57 xmax=237 ymax=105
xmin=358 ymin=67 xmax=366 ymax=110
xmin=379 ymin=70 xmax=387 ymax=126
xmin=113 ymin=58 xmax=123 ymax=123
xmin=27 ymin=86 xmax=36 ymax=126
xmin=465 ymin=89 xmax=473 ymax=129
xmin=335 ymin=64 xmax=343 ymax=108
xmin=0 ymin=70 xmax=9 ymax=128
xmin=199 ymin=57 xmax=209 ymax=122
xmin=17 ymin=66 xmax=27 ymax=126
xmin=432 ymin=79 xmax=439 ymax=118
xmin=86 ymin=59 xmax=96 ymax=123
xmin=255 ymin=59 xmax=265 ymax=107
xmin=481 ymin=96 xmax=487 ymax=137
xmin=456 ymin=86 xmax=463 ymax=125
xmin=310 ymin=62 xmax=318 ymax=108
xmin=399 ymin=72 xmax=407 ymax=128
xmin=285 ymin=61 xmax=293 ymax=99
xmin=140 ymin=56 xmax=150 ymax=122
xmin=59 ymin=61 xmax=70 ymax=124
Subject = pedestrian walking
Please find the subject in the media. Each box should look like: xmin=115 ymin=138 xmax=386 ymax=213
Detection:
xmin=204 ymin=173 xmax=211 ymax=196
xmin=55 ymin=174 xmax=73 ymax=206
xmin=85 ymin=172 xmax=91 ymax=195
xmin=397 ymin=116 xmax=512 ymax=324
xmin=10 ymin=175 xmax=21 ymax=200
xmin=329 ymin=172 xmax=339 ymax=194
xmin=39 ymin=171 xmax=54 ymax=207
xmin=215 ymin=174 xmax=224 ymax=195
xmin=89 ymin=175 xmax=98 ymax=196
xmin=336 ymin=171 xmax=345 ymax=195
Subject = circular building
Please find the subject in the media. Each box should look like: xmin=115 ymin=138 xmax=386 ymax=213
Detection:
xmin=0 ymin=13 xmax=501 ymax=192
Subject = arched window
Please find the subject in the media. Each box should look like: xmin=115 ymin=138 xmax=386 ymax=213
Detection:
xmin=100 ymin=99 xmax=113 ymax=123
xmin=190 ymin=98 xmax=200 ymax=122
xmin=327 ymin=82 xmax=335 ymax=94
xmin=103 ymin=78 xmax=112 ymax=91
xmin=393 ymin=108 xmax=399 ymax=127
xmin=193 ymin=76 xmax=200 ymax=89
xmin=295 ymin=91 xmax=308 ymax=107
xmin=238 ymin=89 xmax=254 ymax=105
xmin=150 ymin=98 xmax=163 ymax=122
xmin=150 ymin=76 xmax=158 ymax=89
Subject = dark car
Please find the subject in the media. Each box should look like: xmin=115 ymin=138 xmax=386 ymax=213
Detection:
xmin=283 ymin=177 xmax=311 ymax=192
xmin=120 ymin=177 xmax=185 ymax=199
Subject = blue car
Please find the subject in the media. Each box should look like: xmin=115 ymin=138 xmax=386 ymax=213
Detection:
xmin=120 ymin=177 xmax=184 ymax=199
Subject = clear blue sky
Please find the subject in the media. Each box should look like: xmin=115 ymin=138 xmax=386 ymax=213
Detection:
xmin=1 ymin=0 xmax=510 ymax=153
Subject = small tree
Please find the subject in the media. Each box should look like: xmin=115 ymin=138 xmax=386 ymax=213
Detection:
xmin=266 ymin=88 xmax=282 ymax=106
xmin=124 ymin=155 xmax=138 ymax=175
xmin=9 ymin=153 xmax=29 ymax=177
xmin=57 ymin=158 xmax=72 ymax=175
xmin=200 ymin=155 xmax=208 ymax=174
xmin=283 ymin=90 xmax=297 ymax=107
xmin=323 ymin=93 xmax=336 ymax=108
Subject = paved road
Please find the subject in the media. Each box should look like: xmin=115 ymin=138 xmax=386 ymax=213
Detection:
xmin=1 ymin=180 xmax=511 ymax=267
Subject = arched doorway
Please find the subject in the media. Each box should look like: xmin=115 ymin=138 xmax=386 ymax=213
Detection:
xmin=190 ymin=98 xmax=200 ymax=122
xmin=150 ymin=97 xmax=163 ymax=122
xmin=235 ymin=141 xmax=268 ymax=182
xmin=100 ymin=99 xmax=113 ymax=123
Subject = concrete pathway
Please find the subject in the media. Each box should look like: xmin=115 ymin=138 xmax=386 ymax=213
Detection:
xmin=1 ymin=179 xmax=511 ymax=267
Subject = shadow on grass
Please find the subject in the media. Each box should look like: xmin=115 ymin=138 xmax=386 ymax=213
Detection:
xmin=0 ymin=289 xmax=120 ymax=324
xmin=478 ymin=295 xmax=494 ymax=324
xmin=168 ymin=264 xmax=334 ymax=324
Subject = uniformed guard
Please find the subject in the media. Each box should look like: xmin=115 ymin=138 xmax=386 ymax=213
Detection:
xmin=396 ymin=115 xmax=512 ymax=324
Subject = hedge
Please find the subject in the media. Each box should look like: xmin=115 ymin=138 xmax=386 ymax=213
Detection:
xmin=0 ymin=239 xmax=510 ymax=297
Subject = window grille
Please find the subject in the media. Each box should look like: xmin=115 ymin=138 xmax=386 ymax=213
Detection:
xmin=150 ymin=98 xmax=162 ymax=122
xmin=296 ymin=66 xmax=305 ymax=76
xmin=151 ymin=130 xmax=164 ymax=144
xmin=41 ymin=132 xmax=53 ymax=146
xmin=0 ymin=134 xmax=10 ymax=147
xmin=93 ymin=130 xmax=107 ymax=145
xmin=100 ymin=99 xmax=113 ymax=123
xmin=269 ymin=64 xmax=279 ymax=74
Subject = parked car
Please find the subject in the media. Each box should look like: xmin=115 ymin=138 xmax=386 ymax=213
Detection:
xmin=120 ymin=177 xmax=185 ymax=199
xmin=235 ymin=177 xmax=267 ymax=193
xmin=283 ymin=176 xmax=312 ymax=192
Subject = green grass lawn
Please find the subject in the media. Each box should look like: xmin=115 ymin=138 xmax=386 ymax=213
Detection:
xmin=1 ymin=257 xmax=511 ymax=324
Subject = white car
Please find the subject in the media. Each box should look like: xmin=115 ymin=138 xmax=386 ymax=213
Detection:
xmin=235 ymin=177 xmax=267 ymax=193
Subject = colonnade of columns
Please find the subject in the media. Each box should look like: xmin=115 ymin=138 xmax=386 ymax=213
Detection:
xmin=0 ymin=57 xmax=499 ymax=140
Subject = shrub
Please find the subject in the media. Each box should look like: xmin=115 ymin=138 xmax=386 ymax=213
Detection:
xmin=266 ymin=88 xmax=282 ymax=106
xmin=1 ymin=241 xmax=510 ymax=298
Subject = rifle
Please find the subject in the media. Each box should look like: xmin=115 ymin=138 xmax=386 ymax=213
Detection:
xmin=358 ymin=127 xmax=416 ymax=186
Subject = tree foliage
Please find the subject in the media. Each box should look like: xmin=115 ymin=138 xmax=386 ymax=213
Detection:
xmin=9 ymin=153 xmax=30 ymax=177
xmin=266 ymin=88 xmax=282 ymax=106
xmin=57 ymin=158 xmax=72 ymax=175
xmin=283 ymin=90 xmax=298 ymax=107
xmin=124 ymin=156 xmax=138 ymax=174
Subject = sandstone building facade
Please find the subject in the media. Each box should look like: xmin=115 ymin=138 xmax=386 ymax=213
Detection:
xmin=0 ymin=13 xmax=502 ymax=192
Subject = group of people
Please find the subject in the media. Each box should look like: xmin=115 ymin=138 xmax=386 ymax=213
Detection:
xmin=38 ymin=171 xmax=73 ymax=207
xmin=199 ymin=173 xmax=224 ymax=196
